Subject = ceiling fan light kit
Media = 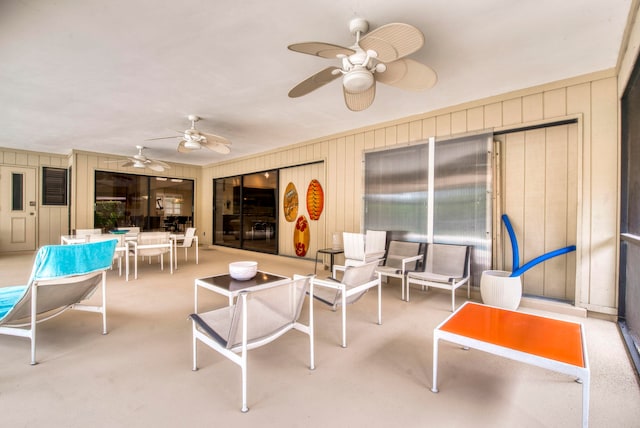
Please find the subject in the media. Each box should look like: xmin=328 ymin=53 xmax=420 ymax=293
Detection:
xmin=288 ymin=17 xmax=437 ymax=111
xmin=342 ymin=68 xmax=374 ymax=92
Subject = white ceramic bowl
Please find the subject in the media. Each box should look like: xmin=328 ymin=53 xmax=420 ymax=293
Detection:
xmin=229 ymin=261 xmax=258 ymax=281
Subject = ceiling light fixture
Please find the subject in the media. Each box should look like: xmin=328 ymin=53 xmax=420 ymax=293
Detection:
xmin=183 ymin=141 xmax=201 ymax=150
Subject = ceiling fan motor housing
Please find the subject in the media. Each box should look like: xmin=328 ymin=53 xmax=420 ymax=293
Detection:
xmin=343 ymin=68 xmax=374 ymax=92
xmin=183 ymin=140 xmax=202 ymax=150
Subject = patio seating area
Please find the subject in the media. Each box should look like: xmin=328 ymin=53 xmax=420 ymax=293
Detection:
xmin=0 ymin=246 xmax=638 ymax=427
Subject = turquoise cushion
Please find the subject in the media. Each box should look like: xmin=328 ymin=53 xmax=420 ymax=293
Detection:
xmin=0 ymin=285 xmax=28 ymax=320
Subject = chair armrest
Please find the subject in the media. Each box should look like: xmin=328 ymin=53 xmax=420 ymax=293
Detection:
xmin=332 ymin=264 xmax=346 ymax=278
xmin=311 ymin=277 xmax=342 ymax=290
xmin=401 ymin=254 xmax=424 ymax=272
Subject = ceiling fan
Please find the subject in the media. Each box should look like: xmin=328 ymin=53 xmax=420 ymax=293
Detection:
xmin=287 ymin=18 xmax=438 ymax=111
xmin=106 ymin=145 xmax=171 ymax=172
xmin=148 ymin=115 xmax=231 ymax=154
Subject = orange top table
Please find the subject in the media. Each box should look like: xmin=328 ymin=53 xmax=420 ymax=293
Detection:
xmin=432 ymin=302 xmax=590 ymax=427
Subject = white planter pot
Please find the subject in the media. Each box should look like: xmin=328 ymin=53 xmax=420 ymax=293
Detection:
xmin=480 ymin=270 xmax=522 ymax=310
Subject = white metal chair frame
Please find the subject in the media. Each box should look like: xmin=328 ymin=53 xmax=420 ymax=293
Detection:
xmin=0 ymin=271 xmax=108 ymax=365
xmin=0 ymin=241 xmax=115 ymax=365
xmin=189 ymin=275 xmax=314 ymax=413
xmin=406 ymin=244 xmax=471 ymax=311
xmin=311 ymin=261 xmax=382 ymax=348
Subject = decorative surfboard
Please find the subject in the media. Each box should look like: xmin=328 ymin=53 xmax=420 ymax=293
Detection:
xmin=294 ymin=215 xmax=310 ymax=257
xmin=306 ymin=179 xmax=324 ymax=220
xmin=283 ymin=182 xmax=298 ymax=222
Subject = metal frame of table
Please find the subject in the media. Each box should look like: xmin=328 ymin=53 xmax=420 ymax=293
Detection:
xmin=432 ymin=301 xmax=590 ymax=427
xmin=194 ymin=271 xmax=290 ymax=309
xmin=314 ymin=248 xmax=344 ymax=274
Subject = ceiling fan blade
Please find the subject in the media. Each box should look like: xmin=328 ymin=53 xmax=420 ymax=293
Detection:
xmin=203 ymin=142 xmax=231 ymax=154
xmin=289 ymin=66 xmax=341 ymax=98
xmin=359 ymin=23 xmax=424 ymax=63
xmin=145 ymin=136 xmax=178 ymax=141
xmin=343 ymin=83 xmax=376 ymax=111
xmin=151 ymin=159 xmax=170 ymax=169
xmin=147 ymin=163 xmax=166 ymax=172
xmin=288 ymin=42 xmax=354 ymax=59
xmin=201 ymin=132 xmax=231 ymax=147
xmin=376 ymin=58 xmax=437 ymax=91
xmin=121 ymin=160 xmax=134 ymax=168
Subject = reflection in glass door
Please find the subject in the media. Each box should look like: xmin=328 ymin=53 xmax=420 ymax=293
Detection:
xmin=94 ymin=171 xmax=194 ymax=232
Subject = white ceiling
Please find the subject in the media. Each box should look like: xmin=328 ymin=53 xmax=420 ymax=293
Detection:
xmin=0 ymin=0 xmax=632 ymax=166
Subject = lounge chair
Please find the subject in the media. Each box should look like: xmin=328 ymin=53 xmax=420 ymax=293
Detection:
xmin=0 ymin=240 xmax=117 ymax=364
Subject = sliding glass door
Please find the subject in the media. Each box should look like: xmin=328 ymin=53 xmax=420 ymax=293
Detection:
xmin=94 ymin=171 xmax=194 ymax=232
xmin=213 ymin=170 xmax=278 ymax=254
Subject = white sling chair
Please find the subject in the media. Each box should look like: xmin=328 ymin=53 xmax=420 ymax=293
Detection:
xmin=189 ymin=275 xmax=314 ymax=413
xmin=406 ymin=243 xmax=471 ymax=311
xmin=342 ymin=230 xmax=387 ymax=267
xmin=0 ymin=240 xmax=117 ymax=364
xmin=311 ymin=260 xmax=382 ymax=347
xmin=174 ymin=227 xmax=198 ymax=270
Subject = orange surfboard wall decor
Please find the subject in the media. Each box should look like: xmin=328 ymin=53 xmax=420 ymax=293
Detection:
xmin=306 ymin=179 xmax=324 ymax=220
xmin=283 ymin=182 xmax=298 ymax=222
xmin=294 ymin=215 xmax=310 ymax=257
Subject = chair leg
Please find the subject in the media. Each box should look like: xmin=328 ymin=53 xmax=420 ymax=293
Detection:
xmin=451 ymin=288 xmax=455 ymax=312
xmin=377 ymin=281 xmax=382 ymax=325
xmin=101 ymin=271 xmax=108 ymax=335
xmin=341 ymin=288 xmax=347 ymax=348
xmin=191 ymin=324 xmax=198 ymax=371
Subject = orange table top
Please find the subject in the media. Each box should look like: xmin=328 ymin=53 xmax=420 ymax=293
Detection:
xmin=439 ymin=302 xmax=585 ymax=368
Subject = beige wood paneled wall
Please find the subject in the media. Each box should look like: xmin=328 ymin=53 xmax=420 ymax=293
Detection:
xmin=0 ymin=148 xmax=69 ymax=247
xmin=202 ymin=71 xmax=619 ymax=314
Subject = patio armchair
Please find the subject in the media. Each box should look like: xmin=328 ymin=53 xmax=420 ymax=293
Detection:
xmin=375 ymin=240 xmax=426 ymax=301
xmin=0 ymin=240 xmax=116 ymax=364
xmin=189 ymin=275 xmax=314 ymax=413
xmin=406 ymin=243 xmax=471 ymax=311
xmin=311 ymin=260 xmax=382 ymax=347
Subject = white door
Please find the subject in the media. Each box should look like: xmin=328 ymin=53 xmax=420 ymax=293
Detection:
xmin=0 ymin=166 xmax=37 ymax=251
